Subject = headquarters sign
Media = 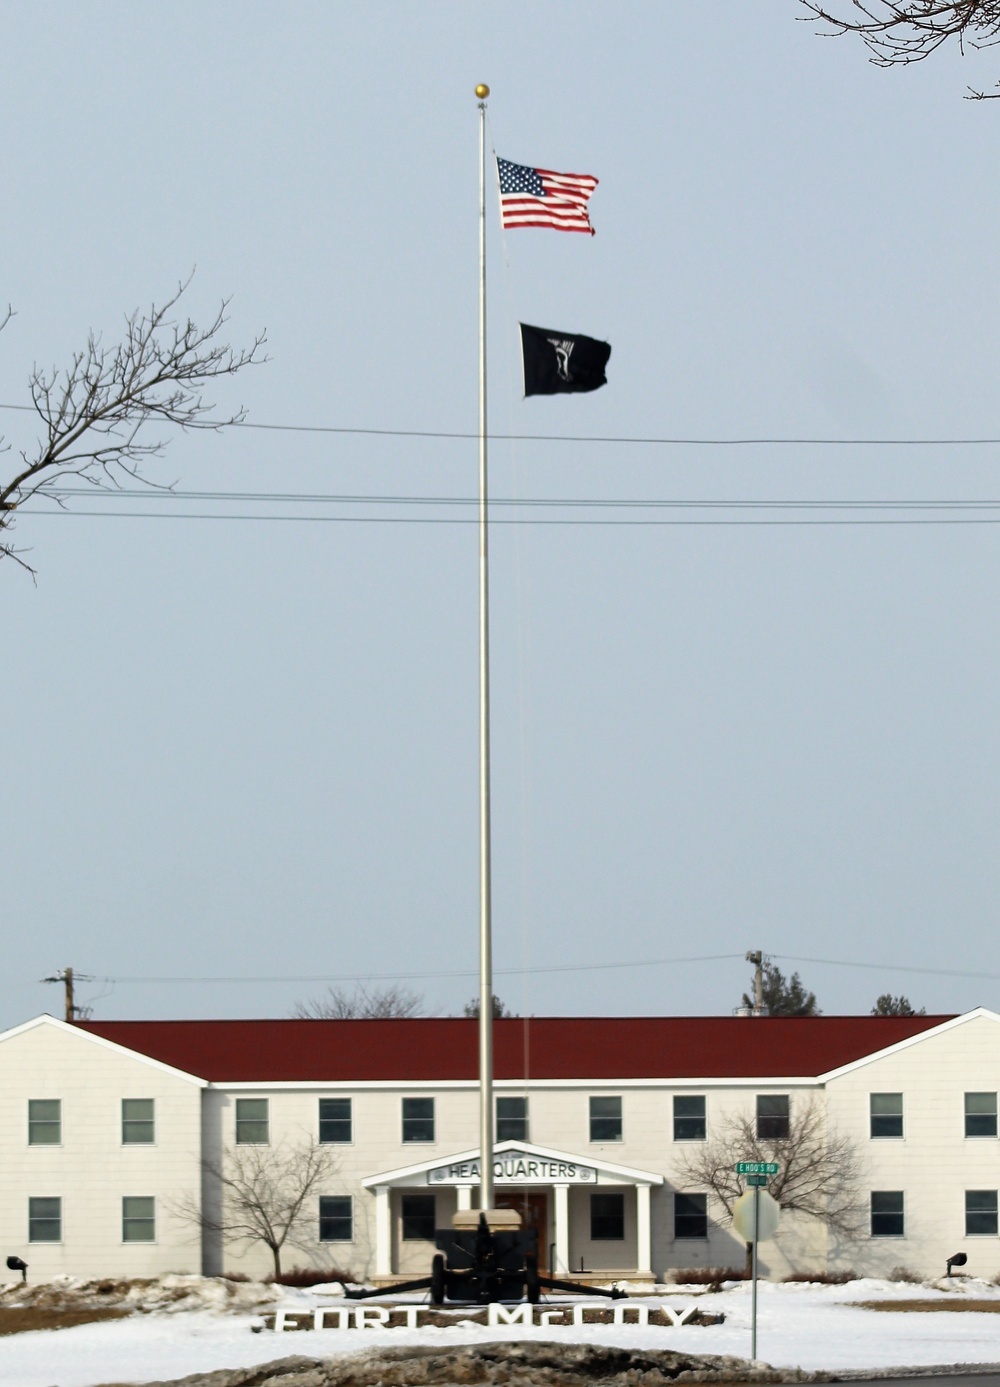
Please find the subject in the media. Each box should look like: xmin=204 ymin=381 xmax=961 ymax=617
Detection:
xmin=426 ymin=1147 xmax=597 ymax=1186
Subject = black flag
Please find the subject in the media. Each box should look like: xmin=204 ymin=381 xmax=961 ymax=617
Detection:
xmin=520 ymin=322 xmax=611 ymax=397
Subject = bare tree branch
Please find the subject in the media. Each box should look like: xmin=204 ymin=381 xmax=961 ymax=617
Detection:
xmin=291 ymin=983 xmax=425 ymax=1020
xmin=801 ymin=1 xmax=1000 ymax=67
xmin=173 ymin=1136 xmax=339 ymax=1279
xmin=0 ymin=275 xmax=266 ymax=575
xmin=677 ymin=1098 xmax=867 ymax=1249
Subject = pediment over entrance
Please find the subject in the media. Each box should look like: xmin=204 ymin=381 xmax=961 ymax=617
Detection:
xmin=362 ymin=1139 xmax=663 ymax=1190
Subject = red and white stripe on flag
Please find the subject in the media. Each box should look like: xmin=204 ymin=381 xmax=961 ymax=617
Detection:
xmin=497 ymin=158 xmax=599 ymax=235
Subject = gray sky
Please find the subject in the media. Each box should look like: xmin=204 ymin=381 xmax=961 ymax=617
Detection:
xmin=4 ymin=2 xmax=1000 ymax=1028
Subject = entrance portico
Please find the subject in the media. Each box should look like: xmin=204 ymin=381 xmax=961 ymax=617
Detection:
xmin=362 ymin=1140 xmax=662 ymax=1284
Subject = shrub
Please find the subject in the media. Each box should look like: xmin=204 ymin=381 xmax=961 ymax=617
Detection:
xmin=783 ymin=1270 xmax=857 ymax=1285
xmin=888 ymin=1265 xmax=922 ymax=1284
xmin=267 ymin=1266 xmax=353 ymax=1288
xmin=670 ymin=1267 xmax=748 ymax=1288
xmin=219 ymin=1272 xmax=250 ymax=1283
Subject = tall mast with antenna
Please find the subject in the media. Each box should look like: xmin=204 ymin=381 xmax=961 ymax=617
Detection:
xmin=475 ymin=81 xmax=495 ymax=1213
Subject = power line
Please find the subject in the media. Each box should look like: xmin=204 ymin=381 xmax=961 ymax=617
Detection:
xmin=2 ymin=399 xmax=1000 ymax=447
xmin=66 ymin=950 xmax=996 ymax=987
xmin=95 ymin=953 xmax=743 ymax=985
xmin=774 ymin=953 xmax=999 ymax=982
xmin=231 ymin=424 xmax=1000 ymax=448
xmin=36 ymin=486 xmax=1000 ymax=510
xmin=23 ymin=509 xmax=1000 ymax=528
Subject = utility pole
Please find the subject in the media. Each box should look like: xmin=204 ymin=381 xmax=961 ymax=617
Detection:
xmin=41 ymin=967 xmax=91 ymax=1021
xmin=745 ymin=950 xmax=765 ymax=1016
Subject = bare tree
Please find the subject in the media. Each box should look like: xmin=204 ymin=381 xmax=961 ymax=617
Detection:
xmin=291 ymin=982 xmax=424 ymax=1020
xmin=0 ymin=275 xmax=265 ymax=575
xmin=677 ymin=1098 xmax=865 ymax=1271
xmin=175 ymin=1135 xmax=338 ymax=1279
xmin=801 ymin=2 xmax=1000 ymax=95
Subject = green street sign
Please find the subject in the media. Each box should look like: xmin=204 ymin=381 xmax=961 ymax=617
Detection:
xmin=747 ymin=1174 xmax=768 ymax=1186
xmin=736 ymin=1161 xmax=779 ymax=1175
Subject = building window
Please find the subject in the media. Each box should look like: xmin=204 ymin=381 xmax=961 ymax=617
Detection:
xmin=589 ymin=1096 xmax=623 ymax=1142
xmin=319 ymin=1098 xmax=352 ymax=1144
xmin=402 ymin=1097 xmax=435 ymax=1143
xmin=673 ymin=1095 xmax=706 ymax=1141
xmin=496 ymin=1096 xmax=528 ymax=1142
xmin=870 ymin=1093 xmax=903 ymax=1140
xmin=590 ymin=1192 xmax=625 ymax=1240
xmin=965 ymin=1092 xmax=998 ymax=1138
xmin=401 ymin=1194 xmax=436 ymax=1240
xmin=319 ymin=1195 xmax=353 ymax=1241
xmin=122 ymin=1196 xmax=155 ymax=1243
xmin=29 ymin=1197 xmax=61 ymax=1242
xmin=674 ymin=1192 xmax=708 ymax=1239
xmin=122 ymin=1099 xmax=155 ymax=1145
xmin=966 ymin=1190 xmax=998 ymax=1237
xmin=756 ymin=1094 xmax=789 ymax=1140
xmin=235 ymin=1098 xmax=269 ymax=1145
xmin=871 ymin=1191 xmax=904 ymax=1237
xmin=28 ymin=1099 xmax=61 ymax=1145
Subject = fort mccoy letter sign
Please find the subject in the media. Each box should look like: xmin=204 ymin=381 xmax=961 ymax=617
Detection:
xmin=426 ymin=1146 xmax=597 ymax=1185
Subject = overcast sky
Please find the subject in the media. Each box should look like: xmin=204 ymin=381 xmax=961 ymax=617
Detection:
xmin=4 ymin=2 xmax=1000 ymax=1029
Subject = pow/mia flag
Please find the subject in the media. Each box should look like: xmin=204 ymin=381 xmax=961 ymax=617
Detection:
xmin=520 ymin=322 xmax=611 ymax=397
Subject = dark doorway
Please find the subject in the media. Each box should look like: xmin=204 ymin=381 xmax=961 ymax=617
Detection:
xmin=495 ymin=1191 xmax=549 ymax=1272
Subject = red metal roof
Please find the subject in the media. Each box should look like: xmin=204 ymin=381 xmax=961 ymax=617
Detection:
xmin=74 ymin=1014 xmax=949 ymax=1083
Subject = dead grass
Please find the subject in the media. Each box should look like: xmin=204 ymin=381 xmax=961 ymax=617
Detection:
xmin=859 ymin=1299 xmax=1000 ymax=1313
xmin=0 ymin=1277 xmax=156 ymax=1311
xmin=0 ymin=1306 xmax=129 ymax=1335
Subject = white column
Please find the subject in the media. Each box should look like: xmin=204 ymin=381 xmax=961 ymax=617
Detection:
xmin=457 ymin=1185 xmax=472 ymax=1211
xmin=553 ymin=1184 xmax=570 ymax=1274
xmin=636 ymin=1183 xmax=652 ymax=1274
xmin=374 ymin=1185 xmax=391 ymax=1277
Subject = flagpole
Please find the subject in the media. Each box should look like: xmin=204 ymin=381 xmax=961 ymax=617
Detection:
xmin=475 ymin=81 xmax=495 ymax=1215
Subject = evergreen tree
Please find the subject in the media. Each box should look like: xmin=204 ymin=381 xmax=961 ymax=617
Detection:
xmin=871 ymin=993 xmax=925 ymax=1017
xmin=742 ymin=961 xmax=819 ymax=1016
xmin=463 ymin=994 xmax=516 ymax=1018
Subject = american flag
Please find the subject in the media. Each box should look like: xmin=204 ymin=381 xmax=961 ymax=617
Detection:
xmin=496 ymin=157 xmax=598 ymax=235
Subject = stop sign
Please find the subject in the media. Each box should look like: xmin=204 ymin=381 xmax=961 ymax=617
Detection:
xmin=732 ymin=1189 xmax=780 ymax=1242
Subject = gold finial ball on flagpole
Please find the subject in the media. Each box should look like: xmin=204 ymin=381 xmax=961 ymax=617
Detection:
xmin=475 ymin=84 xmax=490 ymax=99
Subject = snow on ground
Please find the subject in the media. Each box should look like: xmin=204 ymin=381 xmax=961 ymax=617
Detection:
xmin=6 ymin=1278 xmax=1000 ymax=1387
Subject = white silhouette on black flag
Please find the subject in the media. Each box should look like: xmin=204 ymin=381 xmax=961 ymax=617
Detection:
xmin=520 ymin=322 xmax=611 ymax=397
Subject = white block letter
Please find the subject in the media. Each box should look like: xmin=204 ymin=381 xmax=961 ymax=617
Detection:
xmin=354 ymin=1305 xmax=390 ymax=1329
xmin=313 ymin=1306 xmax=351 ymax=1330
xmin=487 ymin=1302 xmax=533 ymax=1326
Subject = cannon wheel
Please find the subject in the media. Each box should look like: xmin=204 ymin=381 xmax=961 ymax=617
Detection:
xmin=431 ymin=1253 xmax=446 ymax=1305
xmin=525 ymin=1254 xmax=540 ymax=1304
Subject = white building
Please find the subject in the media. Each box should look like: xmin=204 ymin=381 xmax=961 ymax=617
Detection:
xmin=2 ymin=1009 xmax=999 ymax=1284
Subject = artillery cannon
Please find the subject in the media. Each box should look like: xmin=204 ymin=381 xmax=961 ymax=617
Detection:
xmin=346 ymin=1208 xmax=627 ymax=1305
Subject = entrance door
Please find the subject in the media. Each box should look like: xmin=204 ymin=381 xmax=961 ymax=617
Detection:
xmin=495 ymin=1191 xmax=549 ymax=1272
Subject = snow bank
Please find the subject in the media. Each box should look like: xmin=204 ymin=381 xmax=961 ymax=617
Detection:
xmin=5 ymin=1275 xmax=1000 ymax=1387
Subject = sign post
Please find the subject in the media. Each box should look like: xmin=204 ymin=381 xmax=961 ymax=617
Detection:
xmin=733 ymin=1163 xmax=780 ymax=1362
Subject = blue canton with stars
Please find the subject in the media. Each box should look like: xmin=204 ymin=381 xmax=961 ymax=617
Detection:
xmin=497 ymin=159 xmax=545 ymax=197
